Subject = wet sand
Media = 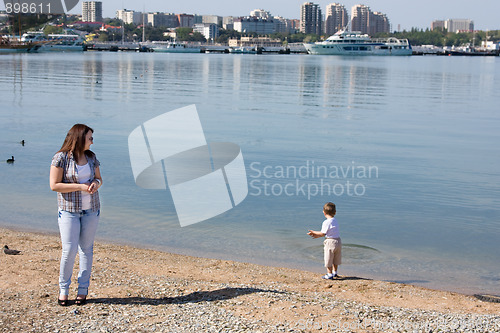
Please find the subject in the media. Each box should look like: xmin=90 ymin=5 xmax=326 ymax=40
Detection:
xmin=1 ymin=227 xmax=498 ymax=332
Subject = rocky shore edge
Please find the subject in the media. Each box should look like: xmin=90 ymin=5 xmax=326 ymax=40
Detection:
xmin=1 ymin=227 xmax=498 ymax=332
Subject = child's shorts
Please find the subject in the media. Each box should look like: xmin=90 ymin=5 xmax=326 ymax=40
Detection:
xmin=324 ymin=238 xmax=342 ymax=267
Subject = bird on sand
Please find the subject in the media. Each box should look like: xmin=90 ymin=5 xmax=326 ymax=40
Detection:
xmin=6 ymin=156 xmax=15 ymax=163
xmin=3 ymin=245 xmax=21 ymax=255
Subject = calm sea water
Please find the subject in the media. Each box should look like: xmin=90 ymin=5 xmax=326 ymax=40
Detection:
xmin=1 ymin=52 xmax=499 ymax=295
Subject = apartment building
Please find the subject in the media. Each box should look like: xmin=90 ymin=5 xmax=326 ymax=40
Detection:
xmin=233 ymin=17 xmax=276 ymax=34
xmin=146 ymin=12 xmax=179 ymax=28
xmin=177 ymin=14 xmax=195 ymax=28
xmin=300 ymin=2 xmax=322 ymax=35
xmin=82 ymin=1 xmax=103 ymax=23
xmin=351 ymin=4 xmax=389 ymax=35
xmin=116 ymin=9 xmax=142 ymax=25
xmin=431 ymin=19 xmax=474 ymax=33
xmin=325 ymin=3 xmax=348 ymax=35
xmin=202 ymin=15 xmax=223 ymax=26
xmin=193 ymin=23 xmax=219 ymax=41
xmin=250 ymin=9 xmax=271 ymax=19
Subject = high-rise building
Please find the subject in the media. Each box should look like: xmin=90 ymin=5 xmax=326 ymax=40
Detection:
xmin=351 ymin=4 xmax=370 ymax=34
xmin=325 ymin=3 xmax=348 ymax=35
xmin=202 ymin=15 xmax=223 ymax=26
xmin=116 ymin=9 xmax=142 ymax=25
xmin=372 ymin=12 xmax=390 ymax=34
xmin=431 ymin=20 xmax=446 ymax=31
xmin=233 ymin=17 xmax=276 ymax=34
xmin=274 ymin=16 xmax=295 ymax=34
xmin=146 ymin=12 xmax=179 ymax=28
xmin=177 ymin=14 xmax=195 ymax=28
xmin=431 ymin=19 xmax=474 ymax=33
xmin=300 ymin=2 xmax=322 ymax=35
xmin=250 ymin=9 xmax=271 ymax=19
xmin=193 ymin=23 xmax=219 ymax=41
xmin=351 ymin=4 xmax=390 ymax=35
xmin=82 ymin=1 xmax=103 ymax=23
xmin=447 ymin=19 xmax=474 ymax=33
xmin=223 ymin=16 xmax=235 ymax=30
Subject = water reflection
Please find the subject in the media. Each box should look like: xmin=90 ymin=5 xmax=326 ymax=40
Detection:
xmin=297 ymin=57 xmax=388 ymax=112
xmin=83 ymin=53 xmax=104 ymax=100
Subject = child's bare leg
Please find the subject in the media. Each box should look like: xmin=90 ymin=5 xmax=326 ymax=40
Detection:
xmin=327 ymin=267 xmax=333 ymax=274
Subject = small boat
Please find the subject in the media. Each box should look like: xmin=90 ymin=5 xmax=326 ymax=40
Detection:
xmin=304 ymin=30 xmax=412 ymax=56
xmin=149 ymin=40 xmax=201 ymax=53
xmin=229 ymin=46 xmax=257 ymax=54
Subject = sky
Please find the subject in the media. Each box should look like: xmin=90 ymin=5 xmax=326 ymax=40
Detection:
xmin=2 ymin=0 xmax=499 ymax=30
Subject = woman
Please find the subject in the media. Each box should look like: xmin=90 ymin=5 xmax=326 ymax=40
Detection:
xmin=49 ymin=124 xmax=102 ymax=306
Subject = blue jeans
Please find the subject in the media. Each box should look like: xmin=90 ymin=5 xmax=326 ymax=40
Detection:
xmin=58 ymin=209 xmax=99 ymax=296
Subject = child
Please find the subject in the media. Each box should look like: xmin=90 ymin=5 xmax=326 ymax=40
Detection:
xmin=307 ymin=202 xmax=342 ymax=279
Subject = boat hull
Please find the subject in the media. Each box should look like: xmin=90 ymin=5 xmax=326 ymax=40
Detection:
xmin=152 ymin=47 xmax=201 ymax=53
xmin=304 ymin=43 xmax=412 ymax=56
xmin=0 ymin=44 xmax=40 ymax=53
xmin=38 ymin=44 xmax=85 ymax=52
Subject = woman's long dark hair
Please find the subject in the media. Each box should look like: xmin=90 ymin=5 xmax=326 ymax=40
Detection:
xmin=58 ymin=124 xmax=95 ymax=158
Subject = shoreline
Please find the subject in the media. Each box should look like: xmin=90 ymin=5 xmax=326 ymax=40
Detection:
xmin=1 ymin=226 xmax=499 ymax=332
xmin=1 ymin=222 xmax=492 ymax=296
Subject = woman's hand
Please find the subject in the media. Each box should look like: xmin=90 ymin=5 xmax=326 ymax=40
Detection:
xmin=86 ymin=180 xmax=100 ymax=194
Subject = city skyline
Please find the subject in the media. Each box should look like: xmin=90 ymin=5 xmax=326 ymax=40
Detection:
xmin=91 ymin=0 xmax=498 ymax=31
xmin=1 ymin=0 xmax=499 ymax=30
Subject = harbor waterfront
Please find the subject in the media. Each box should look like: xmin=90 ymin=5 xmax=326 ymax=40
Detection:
xmin=1 ymin=52 xmax=499 ymax=295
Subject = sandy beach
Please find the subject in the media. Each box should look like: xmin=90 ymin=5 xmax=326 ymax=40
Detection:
xmin=1 ymin=227 xmax=498 ymax=332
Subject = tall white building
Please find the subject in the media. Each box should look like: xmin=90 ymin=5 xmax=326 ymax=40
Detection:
xmin=116 ymin=9 xmax=142 ymax=25
xmin=202 ymin=15 xmax=222 ymax=26
xmin=223 ymin=16 xmax=235 ymax=30
xmin=325 ymin=3 xmax=348 ymax=35
xmin=447 ymin=19 xmax=474 ymax=33
xmin=431 ymin=19 xmax=474 ymax=33
xmin=300 ymin=2 xmax=322 ymax=35
xmin=82 ymin=1 xmax=103 ymax=23
xmin=351 ymin=4 xmax=390 ymax=35
xmin=234 ymin=17 xmax=276 ymax=34
xmin=193 ymin=23 xmax=219 ymax=41
xmin=250 ymin=9 xmax=271 ymax=19
xmin=274 ymin=16 xmax=295 ymax=34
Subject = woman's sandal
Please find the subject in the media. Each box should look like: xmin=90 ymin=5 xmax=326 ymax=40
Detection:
xmin=57 ymin=298 xmax=69 ymax=307
xmin=75 ymin=296 xmax=87 ymax=306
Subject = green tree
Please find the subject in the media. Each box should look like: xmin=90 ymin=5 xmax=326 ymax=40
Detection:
xmin=97 ymin=32 xmax=109 ymax=42
xmin=175 ymin=27 xmax=193 ymax=40
xmin=43 ymin=25 xmax=63 ymax=35
xmin=216 ymin=28 xmax=241 ymax=43
xmin=6 ymin=13 xmax=62 ymax=34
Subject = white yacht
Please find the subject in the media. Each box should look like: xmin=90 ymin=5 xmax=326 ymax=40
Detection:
xmin=304 ymin=30 xmax=412 ymax=56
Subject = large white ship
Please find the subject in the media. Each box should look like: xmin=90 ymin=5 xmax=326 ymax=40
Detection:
xmin=304 ymin=30 xmax=412 ymax=56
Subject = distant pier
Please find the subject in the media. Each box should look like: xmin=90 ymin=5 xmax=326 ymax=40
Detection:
xmin=84 ymin=41 xmax=307 ymax=54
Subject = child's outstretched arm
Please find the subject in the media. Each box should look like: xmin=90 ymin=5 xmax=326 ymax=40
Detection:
xmin=307 ymin=230 xmax=325 ymax=239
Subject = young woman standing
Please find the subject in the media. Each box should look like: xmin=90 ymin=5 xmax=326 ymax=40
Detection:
xmin=49 ymin=124 xmax=102 ymax=306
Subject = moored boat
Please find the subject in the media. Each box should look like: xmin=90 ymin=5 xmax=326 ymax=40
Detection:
xmin=229 ymin=46 xmax=257 ymax=54
xmin=21 ymin=32 xmax=86 ymax=52
xmin=304 ymin=30 xmax=412 ymax=56
xmin=149 ymin=41 xmax=201 ymax=53
xmin=0 ymin=36 xmax=41 ymax=53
